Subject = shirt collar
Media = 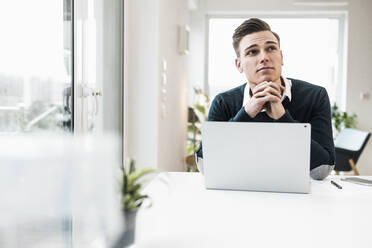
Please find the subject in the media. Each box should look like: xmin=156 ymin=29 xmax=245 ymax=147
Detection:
xmin=242 ymin=76 xmax=292 ymax=107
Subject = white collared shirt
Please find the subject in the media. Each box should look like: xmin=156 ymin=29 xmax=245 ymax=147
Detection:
xmin=242 ymin=76 xmax=292 ymax=108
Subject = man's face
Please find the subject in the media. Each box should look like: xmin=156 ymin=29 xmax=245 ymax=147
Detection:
xmin=235 ymin=31 xmax=283 ymax=88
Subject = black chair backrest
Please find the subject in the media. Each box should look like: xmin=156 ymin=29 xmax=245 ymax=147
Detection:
xmin=334 ymin=128 xmax=371 ymax=171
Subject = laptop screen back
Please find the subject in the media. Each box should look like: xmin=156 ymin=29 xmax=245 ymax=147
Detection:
xmin=202 ymin=122 xmax=311 ymax=193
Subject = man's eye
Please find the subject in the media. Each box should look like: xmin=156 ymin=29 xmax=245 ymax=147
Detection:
xmin=267 ymin=46 xmax=277 ymax=51
xmin=246 ymin=49 xmax=258 ymax=56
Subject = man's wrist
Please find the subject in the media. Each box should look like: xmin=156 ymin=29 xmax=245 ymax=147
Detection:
xmin=244 ymin=104 xmax=258 ymax=118
xmin=275 ymin=109 xmax=285 ymax=119
xmin=272 ymin=107 xmax=285 ymax=119
xmin=267 ymin=103 xmax=285 ymax=120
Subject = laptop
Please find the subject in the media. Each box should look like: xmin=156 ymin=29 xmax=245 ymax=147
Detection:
xmin=201 ymin=122 xmax=311 ymax=193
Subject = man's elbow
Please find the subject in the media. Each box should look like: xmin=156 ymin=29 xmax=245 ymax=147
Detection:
xmin=310 ymin=164 xmax=334 ymax=180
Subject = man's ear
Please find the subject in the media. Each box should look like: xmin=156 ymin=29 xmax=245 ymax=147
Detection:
xmin=235 ymin=58 xmax=243 ymax=73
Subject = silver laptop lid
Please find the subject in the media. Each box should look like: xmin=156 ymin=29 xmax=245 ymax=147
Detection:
xmin=202 ymin=122 xmax=311 ymax=193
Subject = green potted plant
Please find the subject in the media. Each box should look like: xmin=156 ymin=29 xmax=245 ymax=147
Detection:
xmin=114 ymin=158 xmax=154 ymax=248
xmin=186 ymin=88 xmax=210 ymax=172
xmin=331 ymin=103 xmax=357 ymax=137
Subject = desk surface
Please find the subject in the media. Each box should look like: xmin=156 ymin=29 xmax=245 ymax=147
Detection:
xmin=136 ymin=172 xmax=372 ymax=248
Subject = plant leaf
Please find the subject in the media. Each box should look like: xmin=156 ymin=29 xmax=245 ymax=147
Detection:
xmin=187 ymin=124 xmax=195 ymax=133
xmin=127 ymin=183 xmax=141 ymax=194
xmin=187 ymin=144 xmax=195 ymax=155
xmin=194 ymin=104 xmax=206 ymax=115
xmin=127 ymin=168 xmax=154 ymax=186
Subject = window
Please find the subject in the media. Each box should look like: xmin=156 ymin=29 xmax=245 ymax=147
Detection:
xmin=207 ymin=16 xmax=346 ymax=107
xmin=0 ymin=0 xmax=73 ymax=133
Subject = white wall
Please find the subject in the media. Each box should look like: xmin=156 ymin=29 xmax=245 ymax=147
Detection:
xmin=124 ymin=0 xmax=188 ymax=170
xmin=189 ymin=0 xmax=372 ymax=174
xmin=124 ymin=0 xmax=160 ymax=169
xmin=157 ymin=0 xmax=189 ymax=171
xmin=346 ymin=0 xmax=372 ymax=175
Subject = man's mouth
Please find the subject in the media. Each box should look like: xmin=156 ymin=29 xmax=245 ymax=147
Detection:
xmin=257 ymin=67 xmax=274 ymax=72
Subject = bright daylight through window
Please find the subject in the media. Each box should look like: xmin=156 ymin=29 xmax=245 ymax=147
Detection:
xmin=208 ymin=17 xmax=344 ymax=107
xmin=0 ymin=0 xmax=73 ymax=133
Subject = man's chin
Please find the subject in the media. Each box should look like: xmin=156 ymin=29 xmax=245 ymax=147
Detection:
xmin=248 ymin=76 xmax=280 ymax=87
xmin=259 ymin=76 xmax=280 ymax=84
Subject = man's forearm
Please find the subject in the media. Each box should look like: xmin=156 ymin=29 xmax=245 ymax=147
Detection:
xmin=275 ymin=110 xmax=335 ymax=170
xmin=310 ymin=139 xmax=334 ymax=170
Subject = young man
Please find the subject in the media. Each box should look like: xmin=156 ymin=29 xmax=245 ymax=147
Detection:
xmin=196 ymin=18 xmax=335 ymax=180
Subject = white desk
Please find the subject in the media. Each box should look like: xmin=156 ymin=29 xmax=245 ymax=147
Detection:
xmin=136 ymin=173 xmax=372 ymax=248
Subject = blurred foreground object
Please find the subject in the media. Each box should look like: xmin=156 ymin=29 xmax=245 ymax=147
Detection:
xmin=0 ymin=134 xmax=122 ymax=248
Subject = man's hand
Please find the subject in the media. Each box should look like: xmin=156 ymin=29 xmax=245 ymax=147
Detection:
xmin=244 ymin=81 xmax=285 ymax=119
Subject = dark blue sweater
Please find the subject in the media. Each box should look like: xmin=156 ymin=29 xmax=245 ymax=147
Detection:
xmin=197 ymin=78 xmax=335 ymax=170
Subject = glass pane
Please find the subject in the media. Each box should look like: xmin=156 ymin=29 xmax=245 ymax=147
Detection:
xmin=0 ymin=0 xmax=73 ymax=133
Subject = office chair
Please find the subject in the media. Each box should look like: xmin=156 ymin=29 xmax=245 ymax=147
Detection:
xmin=334 ymin=128 xmax=371 ymax=175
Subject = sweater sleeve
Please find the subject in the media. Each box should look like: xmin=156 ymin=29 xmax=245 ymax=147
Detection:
xmin=275 ymin=88 xmax=335 ymax=173
xmin=208 ymin=94 xmax=255 ymax=122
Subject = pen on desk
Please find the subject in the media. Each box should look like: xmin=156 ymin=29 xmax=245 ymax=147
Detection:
xmin=331 ymin=180 xmax=342 ymax=189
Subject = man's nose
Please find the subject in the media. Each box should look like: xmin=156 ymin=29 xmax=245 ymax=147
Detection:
xmin=259 ymin=50 xmax=269 ymax=63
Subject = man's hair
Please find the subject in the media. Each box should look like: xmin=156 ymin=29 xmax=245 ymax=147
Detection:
xmin=232 ymin=18 xmax=280 ymax=57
